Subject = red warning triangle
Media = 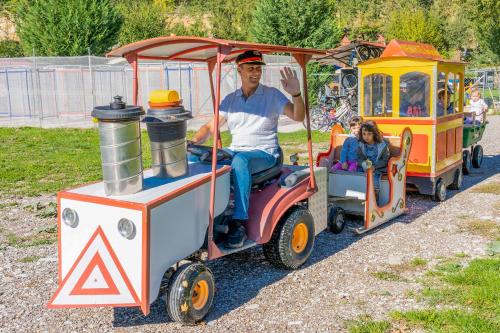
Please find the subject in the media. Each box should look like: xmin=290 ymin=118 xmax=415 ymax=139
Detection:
xmin=70 ymin=252 xmax=119 ymax=296
xmin=48 ymin=226 xmax=140 ymax=308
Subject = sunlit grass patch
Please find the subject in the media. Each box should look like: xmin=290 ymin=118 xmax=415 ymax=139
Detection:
xmin=471 ymin=182 xmax=500 ymax=194
xmin=370 ymin=271 xmax=406 ymax=282
xmin=18 ymin=255 xmax=41 ymax=263
xmin=460 ymin=219 xmax=500 ymax=240
xmin=391 ymin=258 xmax=500 ymax=333
xmin=346 ymin=315 xmax=391 ymax=333
xmin=3 ymin=226 xmax=57 ymax=248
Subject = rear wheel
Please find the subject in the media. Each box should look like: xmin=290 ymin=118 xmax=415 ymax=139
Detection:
xmin=263 ymin=207 xmax=315 ymax=270
xmin=432 ymin=179 xmax=447 ymax=202
xmin=472 ymin=145 xmax=483 ymax=168
xmin=449 ymin=167 xmax=463 ymax=190
xmin=166 ymin=262 xmax=215 ymax=324
xmin=327 ymin=206 xmax=346 ymax=234
xmin=462 ymin=150 xmax=472 ymax=175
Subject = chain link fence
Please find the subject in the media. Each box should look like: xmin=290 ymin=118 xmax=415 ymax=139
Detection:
xmin=0 ymin=55 xmax=300 ymax=127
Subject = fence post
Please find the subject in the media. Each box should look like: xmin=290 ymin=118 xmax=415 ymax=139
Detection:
xmin=33 ymin=48 xmax=43 ymax=127
xmin=5 ymin=68 xmax=12 ymax=119
xmin=88 ymin=48 xmax=95 ymax=109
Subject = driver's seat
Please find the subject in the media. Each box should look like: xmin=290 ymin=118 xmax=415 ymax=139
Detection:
xmin=251 ymin=148 xmax=284 ymax=186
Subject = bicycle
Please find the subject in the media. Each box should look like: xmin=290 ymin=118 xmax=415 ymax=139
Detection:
xmin=305 ymin=90 xmax=357 ymax=132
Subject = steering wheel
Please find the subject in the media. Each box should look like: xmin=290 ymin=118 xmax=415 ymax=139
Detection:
xmin=187 ymin=143 xmax=233 ymax=163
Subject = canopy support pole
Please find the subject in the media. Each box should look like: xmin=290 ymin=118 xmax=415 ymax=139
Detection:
xmin=292 ymin=53 xmax=317 ymax=191
xmin=126 ymin=53 xmax=139 ymax=105
xmin=208 ymin=46 xmax=231 ymax=260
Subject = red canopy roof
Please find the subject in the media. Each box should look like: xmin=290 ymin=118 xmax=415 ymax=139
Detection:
xmin=380 ymin=40 xmax=442 ymax=61
xmin=106 ymin=36 xmax=327 ymax=63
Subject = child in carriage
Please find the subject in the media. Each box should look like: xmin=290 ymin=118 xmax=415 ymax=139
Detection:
xmin=331 ymin=116 xmax=363 ymax=172
xmin=357 ymin=121 xmax=390 ymax=194
xmin=465 ymin=89 xmax=488 ymax=124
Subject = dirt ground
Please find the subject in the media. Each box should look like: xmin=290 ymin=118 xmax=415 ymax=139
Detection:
xmin=0 ymin=117 xmax=499 ymax=333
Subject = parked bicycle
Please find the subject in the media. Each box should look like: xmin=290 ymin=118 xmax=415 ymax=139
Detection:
xmin=306 ymin=89 xmax=357 ymax=132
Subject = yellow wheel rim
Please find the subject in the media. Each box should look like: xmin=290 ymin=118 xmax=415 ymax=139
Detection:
xmin=291 ymin=222 xmax=308 ymax=253
xmin=191 ymin=280 xmax=209 ymax=310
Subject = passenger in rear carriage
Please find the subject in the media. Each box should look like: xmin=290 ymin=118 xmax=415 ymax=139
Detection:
xmin=437 ymin=89 xmax=446 ymax=117
xmin=331 ymin=116 xmax=363 ymax=172
xmin=357 ymin=121 xmax=390 ymax=196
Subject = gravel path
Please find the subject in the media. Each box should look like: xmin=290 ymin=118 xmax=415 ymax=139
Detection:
xmin=1 ymin=117 xmax=499 ymax=333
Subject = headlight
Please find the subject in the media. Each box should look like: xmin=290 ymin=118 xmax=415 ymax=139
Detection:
xmin=117 ymin=218 xmax=136 ymax=239
xmin=62 ymin=208 xmax=79 ymax=228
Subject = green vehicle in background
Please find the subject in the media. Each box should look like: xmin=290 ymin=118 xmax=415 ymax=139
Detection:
xmin=462 ymin=111 xmax=487 ymax=175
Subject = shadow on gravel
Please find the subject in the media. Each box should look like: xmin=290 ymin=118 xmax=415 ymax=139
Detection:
xmin=112 ymin=153 xmax=499 ymax=328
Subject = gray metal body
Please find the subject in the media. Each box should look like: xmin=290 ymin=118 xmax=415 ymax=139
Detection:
xmin=98 ymin=120 xmax=143 ymax=195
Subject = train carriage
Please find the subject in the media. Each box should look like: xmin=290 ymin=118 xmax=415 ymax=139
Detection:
xmin=356 ymin=40 xmax=466 ymax=201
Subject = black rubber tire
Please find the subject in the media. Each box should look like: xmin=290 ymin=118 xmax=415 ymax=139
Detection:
xmin=431 ymin=179 xmax=447 ymax=202
xmin=166 ymin=262 xmax=215 ymax=325
xmin=472 ymin=145 xmax=483 ymax=168
xmin=263 ymin=207 xmax=315 ymax=270
xmin=357 ymin=45 xmax=371 ymax=61
xmin=327 ymin=206 xmax=346 ymax=234
xmin=449 ymin=167 xmax=463 ymax=190
xmin=462 ymin=150 xmax=472 ymax=175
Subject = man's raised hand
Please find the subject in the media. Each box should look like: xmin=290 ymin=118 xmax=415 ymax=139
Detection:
xmin=280 ymin=67 xmax=301 ymax=96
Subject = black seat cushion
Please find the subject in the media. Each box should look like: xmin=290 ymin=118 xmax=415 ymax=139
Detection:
xmin=251 ymin=148 xmax=284 ymax=186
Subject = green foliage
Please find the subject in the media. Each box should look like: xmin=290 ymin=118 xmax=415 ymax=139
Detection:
xmin=250 ymin=0 xmax=341 ymax=49
xmin=14 ymin=0 xmax=122 ymax=56
xmin=116 ymin=0 xmax=169 ymax=45
xmin=0 ymin=39 xmax=23 ymax=57
xmin=385 ymin=5 xmax=448 ymax=54
xmin=467 ymin=0 xmax=500 ymax=65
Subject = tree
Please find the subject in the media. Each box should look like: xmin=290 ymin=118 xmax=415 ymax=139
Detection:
xmin=466 ymin=0 xmax=500 ymax=64
xmin=250 ymin=0 xmax=341 ymax=49
xmin=204 ymin=0 xmax=254 ymax=40
xmin=384 ymin=5 xmax=449 ymax=54
xmin=250 ymin=0 xmax=342 ymax=104
xmin=14 ymin=0 xmax=122 ymax=56
xmin=116 ymin=0 xmax=169 ymax=45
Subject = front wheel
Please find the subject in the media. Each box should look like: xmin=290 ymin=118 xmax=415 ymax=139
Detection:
xmin=472 ymin=145 xmax=483 ymax=168
xmin=327 ymin=206 xmax=346 ymax=234
xmin=166 ymin=262 xmax=215 ymax=324
xmin=432 ymin=179 xmax=447 ymax=202
xmin=263 ymin=207 xmax=315 ymax=270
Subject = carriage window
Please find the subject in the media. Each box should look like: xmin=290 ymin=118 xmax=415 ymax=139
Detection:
xmin=437 ymin=72 xmax=448 ymax=117
xmin=399 ymin=72 xmax=430 ymax=117
xmin=363 ymin=74 xmax=392 ymax=117
xmin=449 ymin=73 xmax=460 ymax=113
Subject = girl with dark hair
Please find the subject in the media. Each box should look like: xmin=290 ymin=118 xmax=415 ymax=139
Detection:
xmin=357 ymin=121 xmax=390 ymax=195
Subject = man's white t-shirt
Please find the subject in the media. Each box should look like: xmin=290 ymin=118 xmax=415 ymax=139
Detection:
xmin=219 ymin=84 xmax=290 ymax=157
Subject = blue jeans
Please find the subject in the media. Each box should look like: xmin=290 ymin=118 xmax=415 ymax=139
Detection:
xmin=188 ymin=149 xmax=277 ymax=220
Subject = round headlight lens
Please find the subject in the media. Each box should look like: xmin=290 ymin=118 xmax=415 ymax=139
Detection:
xmin=62 ymin=208 xmax=78 ymax=228
xmin=117 ymin=218 xmax=136 ymax=239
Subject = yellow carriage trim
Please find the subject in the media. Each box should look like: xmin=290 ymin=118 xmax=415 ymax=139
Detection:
xmin=357 ymin=40 xmax=465 ymax=189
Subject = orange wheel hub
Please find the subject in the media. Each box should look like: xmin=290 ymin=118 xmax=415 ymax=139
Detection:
xmin=291 ymin=222 xmax=308 ymax=253
xmin=191 ymin=280 xmax=209 ymax=310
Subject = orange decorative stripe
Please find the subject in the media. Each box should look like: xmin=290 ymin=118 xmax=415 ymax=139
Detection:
xmin=238 ymin=57 xmax=263 ymax=64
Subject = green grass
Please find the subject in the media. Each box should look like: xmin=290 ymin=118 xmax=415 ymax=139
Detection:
xmin=0 ymin=127 xmax=330 ymax=197
xmin=3 ymin=226 xmax=57 ymax=248
xmin=461 ymin=219 xmax=500 ymax=240
xmin=370 ymin=271 xmax=406 ymax=282
xmin=347 ymin=318 xmax=391 ymax=333
xmin=410 ymin=257 xmax=428 ymax=267
xmin=353 ymin=258 xmax=500 ymax=333
xmin=18 ymin=255 xmax=41 ymax=263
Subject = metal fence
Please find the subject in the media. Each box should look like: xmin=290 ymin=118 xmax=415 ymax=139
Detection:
xmin=0 ymin=55 xmax=300 ymax=126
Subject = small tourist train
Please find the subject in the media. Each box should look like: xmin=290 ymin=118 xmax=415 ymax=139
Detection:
xmin=48 ymin=37 xmax=485 ymax=324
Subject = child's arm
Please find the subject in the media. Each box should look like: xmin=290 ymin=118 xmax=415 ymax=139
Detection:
xmin=339 ymin=140 xmax=349 ymax=163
